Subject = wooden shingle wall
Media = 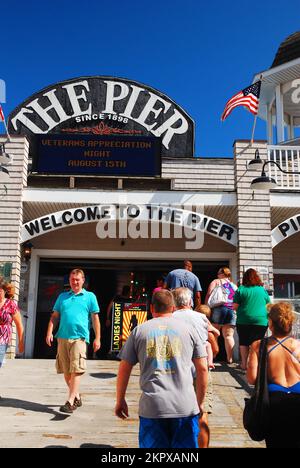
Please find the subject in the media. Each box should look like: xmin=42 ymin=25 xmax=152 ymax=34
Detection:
xmin=162 ymin=158 xmax=234 ymax=190
xmin=0 ymin=137 xmax=29 ymax=357
xmin=234 ymin=140 xmax=274 ymax=291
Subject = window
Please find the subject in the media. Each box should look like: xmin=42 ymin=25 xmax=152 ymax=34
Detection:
xmin=274 ymin=274 xmax=300 ymax=299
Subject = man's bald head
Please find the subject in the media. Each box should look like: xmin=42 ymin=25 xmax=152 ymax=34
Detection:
xmin=184 ymin=260 xmax=193 ymax=271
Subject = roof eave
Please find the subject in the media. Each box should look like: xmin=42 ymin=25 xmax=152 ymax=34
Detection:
xmin=252 ymin=58 xmax=300 ymax=121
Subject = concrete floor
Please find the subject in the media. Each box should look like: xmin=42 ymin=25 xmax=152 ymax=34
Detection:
xmin=0 ymin=359 xmax=264 ymax=448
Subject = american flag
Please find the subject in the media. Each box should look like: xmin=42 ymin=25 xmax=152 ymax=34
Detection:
xmin=0 ymin=104 xmax=4 ymax=122
xmin=221 ymin=81 xmax=261 ymax=121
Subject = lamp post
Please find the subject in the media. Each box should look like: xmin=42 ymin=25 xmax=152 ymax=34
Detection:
xmin=250 ymin=159 xmax=300 ymax=190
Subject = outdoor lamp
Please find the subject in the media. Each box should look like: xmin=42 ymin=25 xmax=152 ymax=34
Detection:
xmin=251 ymin=160 xmax=300 ymax=190
xmin=250 ymin=172 xmax=277 ymax=190
xmin=0 ymin=142 xmax=10 ymax=163
xmin=248 ymin=149 xmax=263 ymax=168
xmin=23 ymin=242 xmax=33 ymax=262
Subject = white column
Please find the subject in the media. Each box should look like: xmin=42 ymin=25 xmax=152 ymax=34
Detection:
xmin=290 ymin=115 xmax=295 ymax=140
xmin=267 ymin=105 xmax=273 ymax=144
xmin=275 ymin=85 xmax=285 ymax=143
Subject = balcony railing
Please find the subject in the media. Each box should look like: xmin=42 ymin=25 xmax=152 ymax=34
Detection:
xmin=268 ymin=145 xmax=300 ymax=190
xmin=293 ymin=311 xmax=300 ymax=339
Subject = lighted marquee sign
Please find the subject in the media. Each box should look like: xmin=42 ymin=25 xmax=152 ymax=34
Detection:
xmin=33 ymin=134 xmax=161 ymax=176
xmin=8 ymin=77 xmax=195 ymax=158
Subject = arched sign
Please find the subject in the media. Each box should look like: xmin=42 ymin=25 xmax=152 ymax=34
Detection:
xmin=8 ymin=77 xmax=194 ymax=158
xmin=272 ymin=213 xmax=300 ymax=247
xmin=20 ymin=204 xmax=237 ymax=246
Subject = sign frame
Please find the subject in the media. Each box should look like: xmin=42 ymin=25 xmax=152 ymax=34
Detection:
xmin=8 ymin=76 xmax=195 ymax=158
xmin=32 ymin=133 xmax=162 ymax=177
xmin=111 ymin=301 xmax=148 ymax=352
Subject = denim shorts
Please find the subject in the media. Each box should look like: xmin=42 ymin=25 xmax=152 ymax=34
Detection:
xmin=139 ymin=414 xmax=199 ymax=448
xmin=0 ymin=344 xmax=8 ymax=368
xmin=211 ymin=305 xmax=236 ymax=326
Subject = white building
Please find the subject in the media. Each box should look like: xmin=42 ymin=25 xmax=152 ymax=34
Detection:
xmin=1 ymin=32 xmax=300 ymax=358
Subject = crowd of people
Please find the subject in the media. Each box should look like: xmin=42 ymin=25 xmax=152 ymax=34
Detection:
xmin=0 ymin=261 xmax=299 ymax=449
xmin=116 ymin=261 xmax=300 ymax=449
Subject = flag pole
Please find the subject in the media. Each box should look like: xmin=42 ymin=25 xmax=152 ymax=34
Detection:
xmin=0 ymin=105 xmax=11 ymax=140
xmin=2 ymin=118 xmax=11 ymax=141
xmin=250 ymin=75 xmax=262 ymax=147
xmin=250 ymin=114 xmax=258 ymax=147
xmin=3 ymin=120 xmax=10 ymax=139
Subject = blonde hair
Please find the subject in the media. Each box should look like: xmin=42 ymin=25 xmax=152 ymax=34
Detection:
xmin=69 ymin=268 xmax=85 ymax=278
xmin=218 ymin=267 xmax=232 ymax=280
xmin=195 ymin=304 xmax=211 ymax=318
xmin=267 ymin=302 xmax=295 ymax=335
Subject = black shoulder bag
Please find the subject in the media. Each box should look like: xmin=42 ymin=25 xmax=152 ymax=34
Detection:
xmin=243 ymin=338 xmax=270 ymax=441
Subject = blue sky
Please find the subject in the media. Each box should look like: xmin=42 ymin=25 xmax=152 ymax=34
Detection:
xmin=1 ymin=0 xmax=299 ymax=157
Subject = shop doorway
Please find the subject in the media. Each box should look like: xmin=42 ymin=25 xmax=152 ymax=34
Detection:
xmin=33 ymin=258 xmax=229 ymax=358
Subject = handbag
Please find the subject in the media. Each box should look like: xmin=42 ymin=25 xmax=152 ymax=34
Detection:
xmin=243 ymin=338 xmax=270 ymax=441
xmin=207 ymin=280 xmax=228 ymax=308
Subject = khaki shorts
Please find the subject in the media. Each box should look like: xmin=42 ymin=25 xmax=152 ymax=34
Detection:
xmin=56 ymin=338 xmax=87 ymax=375
xmin=194 ymin=368 xmax=213 ymax=414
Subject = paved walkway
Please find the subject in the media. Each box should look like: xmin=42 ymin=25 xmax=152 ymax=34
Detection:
xmin=0 ymin=359 xmax=264 ymax=448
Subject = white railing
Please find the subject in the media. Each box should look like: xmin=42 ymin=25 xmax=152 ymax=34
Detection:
xmin=293 ymin=313 xmax=300 ymax=339
xmin=289 ymin=301 xmax=300 ymax=339
xmin=267 ymin=145 xmax=300 ymax=190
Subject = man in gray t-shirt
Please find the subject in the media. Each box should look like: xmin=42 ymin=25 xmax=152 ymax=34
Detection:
xmin=115 ymin=290 xmax=208 ymax=449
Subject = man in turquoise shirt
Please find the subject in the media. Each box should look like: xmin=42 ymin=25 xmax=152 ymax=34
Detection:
xmin=46 ymin=268 xmax=100 ymax=413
